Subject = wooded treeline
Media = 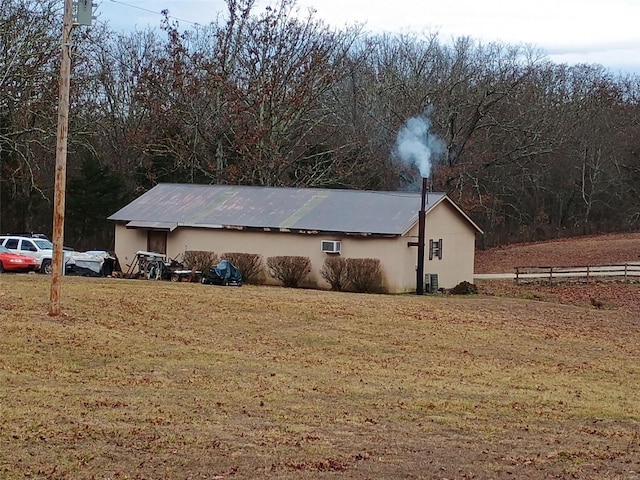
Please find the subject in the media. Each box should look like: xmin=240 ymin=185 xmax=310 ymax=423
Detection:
xmin=1 ymin=0 xmax=639 ymax=250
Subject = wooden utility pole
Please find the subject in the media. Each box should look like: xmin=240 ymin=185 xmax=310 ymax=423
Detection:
xmin=49 ymin=0 xmax=74 ymax=316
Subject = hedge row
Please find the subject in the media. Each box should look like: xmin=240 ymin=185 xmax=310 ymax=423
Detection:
xmin=182 ymin=251 xmax=385 ymax=293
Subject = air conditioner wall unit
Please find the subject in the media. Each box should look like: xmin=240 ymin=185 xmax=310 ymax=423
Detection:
xmin=321 ymin=240 xmax=341 ymax=254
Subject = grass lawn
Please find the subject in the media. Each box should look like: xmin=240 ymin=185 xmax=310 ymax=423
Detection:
xmin=1 ymin=274 xmax=639 ymax=479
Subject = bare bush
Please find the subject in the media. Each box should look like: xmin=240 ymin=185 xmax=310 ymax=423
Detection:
xmin=222 ymin=252 xmax=265 ymax=284
xmin=183 ymin=251 xmax=218 ymax=273
xmin=320 ymin=256 xmax=347 ymax=291
xmin=266 ymin=256 xmax=311 ymax=288
xmin=344 ymin=258 xmax=386 ymax=293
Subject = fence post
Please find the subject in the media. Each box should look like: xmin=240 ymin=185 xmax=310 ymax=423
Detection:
xmin=586 ymin=265 xmax=590 ymax=284
xmin=515 ymin=267 xmax=520 ymax=285
xmin=549 ymin=266 xmax=553 ymax=286
xmin=625 ymin=263 xmax=628 ymax=283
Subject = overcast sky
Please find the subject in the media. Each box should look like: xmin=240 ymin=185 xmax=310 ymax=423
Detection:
xmin=97 ymin=0 xmax=640 ymax=74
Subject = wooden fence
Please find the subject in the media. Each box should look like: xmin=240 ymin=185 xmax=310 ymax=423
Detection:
xmin=514 ymin=263 xmax=640 ymax=285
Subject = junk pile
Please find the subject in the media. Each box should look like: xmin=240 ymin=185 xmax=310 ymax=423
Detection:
xmin=122 ymin=252 xmax=243 ymax=286
xmin=124 ymin=251 xmax=202 ymax=282
xmin=66 ymin=251 xmax=118 ymax=277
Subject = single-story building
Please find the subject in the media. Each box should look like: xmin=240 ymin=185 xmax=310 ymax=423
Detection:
xmin=108 ymin=183 xmax=483 ymax=292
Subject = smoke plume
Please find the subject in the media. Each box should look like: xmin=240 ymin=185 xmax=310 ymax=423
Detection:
xmin=394 ymin=114 xmax=444 ymax=179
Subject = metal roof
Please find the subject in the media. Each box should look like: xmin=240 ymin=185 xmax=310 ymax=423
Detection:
xmin=108 ymin=183 xmax=466 ymax=236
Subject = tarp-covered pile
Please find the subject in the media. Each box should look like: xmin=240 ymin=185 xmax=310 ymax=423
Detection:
xmin=66 ymin=251 xmax=117 ymax=277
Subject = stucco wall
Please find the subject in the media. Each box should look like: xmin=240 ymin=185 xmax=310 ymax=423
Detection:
xmin=171 ymin=228 xmax=407 ymax=291
xmin=114 ymin=224 xmax=147 ymax=273
xmin=403 ymin=200 xmax=477 ymax=290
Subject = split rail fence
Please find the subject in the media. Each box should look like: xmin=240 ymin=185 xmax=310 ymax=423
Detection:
xmin=514 ymin=263 xmax=640 ymax=286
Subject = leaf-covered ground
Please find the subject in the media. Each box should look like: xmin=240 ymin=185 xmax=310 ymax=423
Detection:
xmin=475 ymin=232 xmax=640 ymax=316
xmin=1 ymin=272 xmax=640 ymax=479
xmin=475 ymin=232 xmax=640 ymax=274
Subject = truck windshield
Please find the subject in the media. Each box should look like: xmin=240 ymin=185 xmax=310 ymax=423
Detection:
xmin=34 ymin=239 xmax=54 ymax=249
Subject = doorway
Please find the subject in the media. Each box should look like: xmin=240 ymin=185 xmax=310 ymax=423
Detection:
xmin=147 ymin=230 xmax=167 ymax=254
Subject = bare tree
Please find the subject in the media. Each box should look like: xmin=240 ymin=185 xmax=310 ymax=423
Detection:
xmin=77 ymin=26 xmax=167 ymax=188
xmin=0 ymin=0 xmax=59 ymax=232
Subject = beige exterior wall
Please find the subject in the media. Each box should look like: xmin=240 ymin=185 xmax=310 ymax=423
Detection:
xmin=171 ymin=228 xmax=409 ymax=291
xmin=114 ymin=224 xmax=148 ymax=272
xmin=112 ymin=199 xmax=477 ymax=292
xmin=403 ymin=200 xmax=477 ymax=290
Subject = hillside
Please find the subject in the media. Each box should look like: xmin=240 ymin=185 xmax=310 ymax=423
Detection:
xmin=475 ymin=232 xmax=640 ymax=273
xmin=474 ymin=232 xmax=640 ymax=315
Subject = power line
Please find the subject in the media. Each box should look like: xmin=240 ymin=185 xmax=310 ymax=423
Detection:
xmin=102 ymin=0 xmax=204 ymax=27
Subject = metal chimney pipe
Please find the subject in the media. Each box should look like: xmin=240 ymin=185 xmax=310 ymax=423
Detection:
xmin=416 ymin=177 xmax=428 ymax=295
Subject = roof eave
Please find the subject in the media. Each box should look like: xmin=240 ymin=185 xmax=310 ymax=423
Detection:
xmin=399 ymin=194 xmax=484 ymax=236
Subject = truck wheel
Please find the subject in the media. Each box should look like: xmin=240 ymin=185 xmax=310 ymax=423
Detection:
xmin=0 ymin=261 xmax=4 ymax=273
xmin=41 ymin=259 xmax=52 ymax=274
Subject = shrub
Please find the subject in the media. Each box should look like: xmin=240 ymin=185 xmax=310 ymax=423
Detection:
xmin=343 ymin=258 xmax=385 ymax=293
xmin=266 ymin=256 xmax=311 ymax=288
xmin=320 ymin=257 xmax=347 ymax=291
xmin=183 ymin=251 xmax=218 ymax=273
xmin=449 ymin=281 xmax=478 ymax=295
xmin=221 ymin=252 xmax=265 ymax=284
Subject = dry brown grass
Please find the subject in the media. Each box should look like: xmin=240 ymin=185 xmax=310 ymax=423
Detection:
xmin=1 ymin=273 xmax=640 ymax=479
xmin=475 ymin=232 xmax=640 ymax=317
xmin=475 ymin=232 xmax=640 ymax=274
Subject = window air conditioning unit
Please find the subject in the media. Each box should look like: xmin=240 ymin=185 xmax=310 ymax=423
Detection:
xmin=321 ymin=240 xmax=341 ymax=254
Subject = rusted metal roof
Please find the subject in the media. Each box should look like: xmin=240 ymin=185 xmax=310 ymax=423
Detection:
xmin=108 ymin=183 xmax=450 ymax=235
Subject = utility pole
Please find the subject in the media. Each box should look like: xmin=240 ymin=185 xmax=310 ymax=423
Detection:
xmin=49 ymin=0 xmax=73 ymax=316
xmin=49 ymin=0 xmax=93 ymax=316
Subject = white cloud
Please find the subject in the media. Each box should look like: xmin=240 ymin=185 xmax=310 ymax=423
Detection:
xmin=95 ymin=0 xmax=640 ymax=73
